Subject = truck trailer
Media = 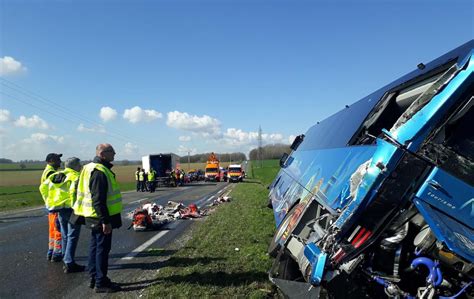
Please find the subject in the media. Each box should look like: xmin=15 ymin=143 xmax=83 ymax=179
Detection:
xmin=142 ymin=153 xmax=179 ymax=187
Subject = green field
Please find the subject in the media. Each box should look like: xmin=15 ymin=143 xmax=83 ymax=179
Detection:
xmin=0 ymin=161 xmax=246 ymax=211
xmin=146 ymin=160 xmax=281 ymax=298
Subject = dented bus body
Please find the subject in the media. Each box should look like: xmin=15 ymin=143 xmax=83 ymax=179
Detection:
xmin=268 ymin=40 xmax=473 ymax=298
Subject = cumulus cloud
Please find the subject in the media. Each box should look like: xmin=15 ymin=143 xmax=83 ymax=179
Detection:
xmin=124 ymin=142 xmax=139 ymax=155
xmin=166 ymin=111 xmax=221 ymax=137
xmin=0 ymin=56 xmax=27 ymax=76
xmin=99 ymin=106 xmax=117 ymax=122
xmin=123 ymin=106 xmax=162 ymax=123
xmin=223 ymin=128 xmax=285 ymax=146
xmin=288 ymin=135 xmax=296 ymax=144
xmin=0 ymin=109 xmax=11 ymax=122
xmin=77 ymin=123 xmax=106 ymax=133
xmin=178 ymin=135 xmax=191 ymax=142
xmin=14 ymin=115 xmax=49 ymax=129
xmin=23 ymin=132 xmax=65 ymax=144
xmin=177 ymin=145 xmax=197 ymax=155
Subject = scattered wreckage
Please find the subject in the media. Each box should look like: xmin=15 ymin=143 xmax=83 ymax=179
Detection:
xmin=268 ymin=41 xmax=473 ymax=298
xmin=129 ymin=196 xmax=232 ymax=231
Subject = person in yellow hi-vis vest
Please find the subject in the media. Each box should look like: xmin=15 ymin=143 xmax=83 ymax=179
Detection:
xmin=147 ymin=168 xmax=156 ymax=193
xmin=73 ymin=144 xmax=122 ymax=293
xmin=40 ymin=153 xmax=63 ymax=262
xmin=40 ymin=157 xmax=85 ymax=273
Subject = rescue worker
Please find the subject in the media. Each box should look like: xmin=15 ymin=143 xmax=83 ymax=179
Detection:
xmin=40 ymin=153 xmax=63 ymax=262
xmin=40 ymin=157 xmax=85 ymax=273
xmin=135 ymin=167 xmax=141 ymax=192
xmin=169 ymin=169 xmax=176 ymax=187
xmin=175 ymin=168 xmax=181 ymax=187
xmin=147 ymin=168 xmax=156 ymax=193
xmin=139 ymin=168 xmax=146 ymax=192
xmin=73 ymin=144 xmax=122 ymax=293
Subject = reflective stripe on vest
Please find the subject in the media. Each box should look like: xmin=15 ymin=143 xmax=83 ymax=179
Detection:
xmin=40 ymin=168 xmax=79 ymax=210
xmin=73 ymin=162 xmax=122 ymax=217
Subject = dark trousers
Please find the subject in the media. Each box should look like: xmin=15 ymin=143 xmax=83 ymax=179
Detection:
xmin=136 ymin=180 xmax=140 ymax=192
xmin=148 ymin=181 xmax=156 ymax=192
xmin=88 ymin=229 xmax=112 ymax=287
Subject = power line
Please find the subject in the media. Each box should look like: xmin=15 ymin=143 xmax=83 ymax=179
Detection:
xmin=0 ymin=78 xmax=148 ymax=144
xmin=0 ymin=91 xmax=137 ymax=144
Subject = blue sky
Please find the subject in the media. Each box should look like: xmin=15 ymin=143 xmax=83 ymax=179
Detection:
xmin=0 ymin=0 xmax=472 ymax=161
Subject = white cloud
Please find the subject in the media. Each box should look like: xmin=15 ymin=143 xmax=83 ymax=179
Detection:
xmin=77 ymin=123 xmax=106 ymax=133
xmin=123 ymin=106 xmax=162 ymax=123
xmin=3 ymin=133 xmax=71 ymax=161
xmin=178 ymin=135 xmax=191 ymax=142
xmin=99 ymin=106 xmax=117 ymax=122
xmin=0 ymin=127 xmax=6 ymax=137
xmin=0 ymin=109 xmax=10 ymax=122
xmin=222 ymin=128 xmax=285 ymax=146
xmin=0 ymin=56 xmax=27 ymax=76
xmin=177 ymin=145 xmax=197 ymax=155
xmin=124 ymin=142 xmax=139 ymax=155
xmin=14 ymin=115 xmax=49 ymax=129
xmin=288 ymin=135 xmax=296 ymax=144
xmin=23 ymin=132 xmax=65 ymax=144
xmin=166 ymin=111 xmax=221 ymax=137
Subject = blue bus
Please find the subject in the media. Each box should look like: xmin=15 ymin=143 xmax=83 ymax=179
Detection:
xmin=268 ymin=40 xmax=473 ymax=298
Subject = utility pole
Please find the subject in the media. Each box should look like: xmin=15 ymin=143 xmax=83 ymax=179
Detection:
xmin=258 ymin=125 xmax=263 ymax=168
xmin=187 ymin=151 xmax=190 ymax=171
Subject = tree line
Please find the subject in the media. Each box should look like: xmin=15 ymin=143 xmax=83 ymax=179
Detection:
xmin=178 ymin=152 xmax=247 ymax=163
xmin=248 ymin=143 xmax=291 ymax=160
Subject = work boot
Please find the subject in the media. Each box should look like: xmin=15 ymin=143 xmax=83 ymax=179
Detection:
xmin=89 ymin=279 xmax=95 ymax=289
xmin=95 ymin=282 xmax=121 ymax=293
xmin=51 ymin=255 xmax=63 ymax=262
xmin=64 ymin=262 xmax=85 ymax=273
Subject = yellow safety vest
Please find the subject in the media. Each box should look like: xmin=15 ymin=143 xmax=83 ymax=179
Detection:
xmin=148 ymin=170 xmax=155 ymax=181
xmin=41 ymin=164 xmax=56 ymax=184
xmin=135 ymin=171 xmax=140 ymax=180
xmin=39 ymin=168 xmax=79 ymax=210
xmin=73 ymin=162 xmax=122 ymax=218
xmin=139 ymin=171 xmax=145 ymax=181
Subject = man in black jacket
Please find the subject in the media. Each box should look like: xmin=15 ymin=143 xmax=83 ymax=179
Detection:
xmin=75 ymin=143 xmax=122 ymax=293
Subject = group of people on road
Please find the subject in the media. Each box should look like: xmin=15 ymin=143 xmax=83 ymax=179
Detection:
xmin=39 ymin=143 xmax=123 ymax=293
xmin=135 ymin=167 xmax=157 ymax=192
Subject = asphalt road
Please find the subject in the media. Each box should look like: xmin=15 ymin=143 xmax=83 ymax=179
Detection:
xmin=0 ymin=181 xmax=231 ymax=298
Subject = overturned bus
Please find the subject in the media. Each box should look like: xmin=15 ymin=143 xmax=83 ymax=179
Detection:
xmin=268 ymin=40 xmax=473 ymax=298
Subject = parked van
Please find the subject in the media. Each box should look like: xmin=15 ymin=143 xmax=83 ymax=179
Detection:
xmin=268 ymin=40 xmax=473 ymax=298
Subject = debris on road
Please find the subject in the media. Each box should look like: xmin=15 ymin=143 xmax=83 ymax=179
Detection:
xmin=128 ymin=200 xmax=214 ymax=231
xmin=211 ymin=195 xmax=232 ymax=206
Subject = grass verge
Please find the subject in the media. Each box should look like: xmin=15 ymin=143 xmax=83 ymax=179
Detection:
xmin=0 ymin=181 xmax=138 ymax=212
xmin=146 ymin=160 xmax=281 ymax=298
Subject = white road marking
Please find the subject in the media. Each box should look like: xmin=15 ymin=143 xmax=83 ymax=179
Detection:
xmin=120 ymin=221 xmax=179 ymax=261
xmin=121 ymin=184 xmax=235 ymax=261
xmin=128 ymin=197 xmax=149 ymax=205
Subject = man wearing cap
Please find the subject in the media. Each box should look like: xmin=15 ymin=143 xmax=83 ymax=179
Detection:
xmin=40 ymin=157 xmax=86 ymax=273
xmin=73 ymin=144 xmax=122 ymax=293
xmin=40 ymin=153 xmax=63 ymax=262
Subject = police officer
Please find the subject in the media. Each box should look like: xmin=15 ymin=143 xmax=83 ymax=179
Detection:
xmin=73 ymin=144 xmax=122 ymax=293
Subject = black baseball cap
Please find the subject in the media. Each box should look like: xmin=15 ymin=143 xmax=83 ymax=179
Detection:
xmin=45 ymin=153 xmax=62 ymax=162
